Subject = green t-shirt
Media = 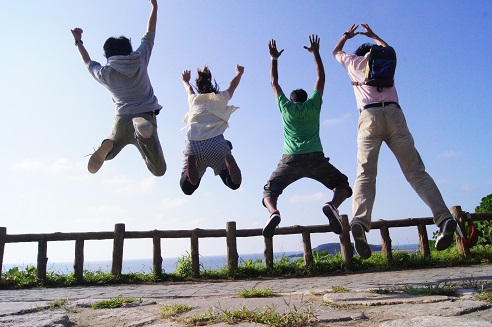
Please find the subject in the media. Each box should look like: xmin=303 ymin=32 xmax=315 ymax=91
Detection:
xmin=277 ymin=89 xmax=323 ymax=154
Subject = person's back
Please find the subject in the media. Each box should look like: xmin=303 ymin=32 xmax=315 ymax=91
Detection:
xmin=332 ymin=23 xmax=457 ymax=259
xmin=278 ymin=89 xmax=322 ymax=155
xmin=261 ymin=35 xmax=351 ymax=239
xmin=88 ymin=33 xmax=160 ymax=116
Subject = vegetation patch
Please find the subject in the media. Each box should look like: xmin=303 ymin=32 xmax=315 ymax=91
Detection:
xmin=91 ymin=296 xmax=140 ymax=309
xmin=161 ymin=303 xmax=194 ymax=318
xmin=237 ymin=287 xmax=277 ymax=298
xmin=183 ymin=302 xmax=315 ymax=327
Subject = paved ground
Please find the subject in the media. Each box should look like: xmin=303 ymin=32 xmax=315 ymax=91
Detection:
xmin=1 ymin=264 xmax=492 ymax=326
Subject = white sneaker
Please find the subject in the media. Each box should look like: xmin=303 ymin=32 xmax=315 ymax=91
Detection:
xmin=132 ymin=117 xmax=153 ymax=139
xmin=88 ymin=139 xmax=113 ymax=174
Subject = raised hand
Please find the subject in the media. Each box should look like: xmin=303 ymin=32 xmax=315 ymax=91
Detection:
xmin=182 ymin=70 xmax=191 ymax=83
xmin=303 ymin=34 xmax=320 ymax=53
xmin=71 ymin=27 xmax=83 ymax=41
xmin=268 ymin=39 xmax=284 ymax=59
xmin=236 ymin=65 xmax=244 ymax=75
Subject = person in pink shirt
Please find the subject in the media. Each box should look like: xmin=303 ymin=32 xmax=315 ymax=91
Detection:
xmin=333 ymin=24 xmax=456 ymax=259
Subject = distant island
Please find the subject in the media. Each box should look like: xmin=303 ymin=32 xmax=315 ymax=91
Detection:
xmin=287 ymin=243 xmax=419 ymax=257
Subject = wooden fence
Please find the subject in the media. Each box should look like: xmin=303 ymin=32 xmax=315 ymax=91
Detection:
xmin=0 ymin=205 xmax=490 ymax=282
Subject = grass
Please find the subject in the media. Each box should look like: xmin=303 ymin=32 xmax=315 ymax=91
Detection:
xmin=91 ymin=296 xmax=140 ymax=309
xmin=161 ymin=303 xmax=194 ymax=318
xmin=237 ymin=287 xmax=277 ymax=298
xmin=182 ymin=301 xmax=315 ymax=327
xmin=2 ymin=244 xmax=492 ymax=289
xmin=370 ymin=282 xmax=458 ymax=296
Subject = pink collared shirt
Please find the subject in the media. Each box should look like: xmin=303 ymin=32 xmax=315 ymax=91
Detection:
xmin=338 ymin=52 xmax=399 ymax=110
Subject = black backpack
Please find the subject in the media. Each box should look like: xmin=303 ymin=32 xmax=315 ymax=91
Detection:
xmin=353 ymin=45 xmax=397 ymax=92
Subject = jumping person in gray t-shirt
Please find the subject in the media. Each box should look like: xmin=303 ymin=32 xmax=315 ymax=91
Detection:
xmin=71 ymin=0 xmax=166 ymax=176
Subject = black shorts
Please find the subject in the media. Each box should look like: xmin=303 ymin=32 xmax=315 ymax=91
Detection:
xmin=263 ymin=152 xmax=352 ymax=200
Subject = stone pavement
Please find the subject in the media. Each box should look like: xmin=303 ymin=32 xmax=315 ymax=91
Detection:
xmin=1 ymin=264 xmax=492 ymax=326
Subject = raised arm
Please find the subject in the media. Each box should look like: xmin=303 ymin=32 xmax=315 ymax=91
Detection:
xmin=332 ymin=24 xmax=359 ymax=61
xmin=303 ymin=34 xmax=325 ymax=95
xmin=268 ymin=39 xmax=284 ymax=99
xmin=147 ymin=0 xmax=158 ymax=33
xmin=226 ymin=65 xmax=244 ymax=98
xmin=71 ymin=27 xmax=91 ymax=64
xmin=181 ymin=70 xmax=195 ymax=96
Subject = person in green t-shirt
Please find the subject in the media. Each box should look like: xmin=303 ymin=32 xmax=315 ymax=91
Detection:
xmin=262 ymin=35 xmax=352 ymax=239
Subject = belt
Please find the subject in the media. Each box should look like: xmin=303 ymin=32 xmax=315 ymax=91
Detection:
xmin=362 ymin=101 xmax=399 ymax=110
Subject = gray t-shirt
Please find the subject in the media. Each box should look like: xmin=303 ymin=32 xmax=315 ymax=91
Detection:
xmin=87 ymin=32 xmax=162 ymax=115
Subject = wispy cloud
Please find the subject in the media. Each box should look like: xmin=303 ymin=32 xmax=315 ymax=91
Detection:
xmin=160 ymin=197 xmax=189 ymax=209
xmin=439 ymin=150 xmax=459 ymax=159
xmin=322 ymin=113 xmax=352 ymax=126
xmin=102 ymin=176 xmax=157 ymax=194
xmin=288 ymin=192 xmax=328 ymax=203
xmin=10 ymin=158 xmax=82 ymax=173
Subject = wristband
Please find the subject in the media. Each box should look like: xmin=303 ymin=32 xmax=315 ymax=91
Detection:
xmin=271 ymin=57 xmax=278 ymax=61
xmin=75 ymin=39 xmax=83 ymax=46
xmin=343 ymin=32 xmax=350 ymax=37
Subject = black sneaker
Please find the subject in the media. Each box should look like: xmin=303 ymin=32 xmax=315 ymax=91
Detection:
xmin=351 ymin=223 xmax=372 ymax=259
xmin=323 ymin=202 xmax=343 ymax=235
xmin=225 ymin=154 xmax=242 ymax=185
xmin=262 ymin=211 xmax=281 ymax=238
xmin=435 ymin=218 xmax=457 ymax=251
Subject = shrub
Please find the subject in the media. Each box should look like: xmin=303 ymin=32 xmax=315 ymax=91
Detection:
xmin=475 ymin=194 xmax=492 ymax=246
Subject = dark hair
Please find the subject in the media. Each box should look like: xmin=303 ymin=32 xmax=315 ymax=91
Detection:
xmin=290 ymin=89 xmax=308 ymax=103
xmin=103 ymin=36 xmax=133 ymax=58
xmin=354 ymin=43 xmax=374 ymax=56
xmin=195 ymin=66 xmax=219 ymax=94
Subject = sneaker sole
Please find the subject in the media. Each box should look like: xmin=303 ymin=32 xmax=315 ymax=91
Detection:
xmin=262 ymin=215 xmax=281 ymax=238
xmin=351 ymin=224 xmax=372 ymax=259
xmin=187 ymin=155 xmax=200 ymax=185
xmin=323 ymin=205 xmax=343 ymax=235
xmin=225 ymin=154 xmax=242 ymax=185
xmin=88 ymin=140 xmax=113 ymax=174
xmin=435 ymin=219 xmax=457 ymax=251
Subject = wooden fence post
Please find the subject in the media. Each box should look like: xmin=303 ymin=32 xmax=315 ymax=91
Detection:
xmin=302 ymin=231 xmax=313 ymax=265
xmin=451 ymin=205 xmax=471 ymax=258
xmin=152 ymin=233 xmax=163 ymax=276
xmin=37 ymin=239 xmax=48 ymax=280
xmin=74 ymin=239 xmax=84 ymax=282
xmin=226 ymin=221 xmax=238 ymax=270
xmin=264 ymin=237 xmax=273 ymax=269
xmin=417 ymin=223 xmax=431 ymax=257
xmin=380 ymin=225 xmax=392 ymax=261
xmin=111 ymin=223 xmax=125 ymax=277
xmin=0 ymin=227 xmax=6 ymax=279
xmin=191 ymin=231 xmax=200 ymax=278
xmin=339 ymin=215 xmax=353 ymax=264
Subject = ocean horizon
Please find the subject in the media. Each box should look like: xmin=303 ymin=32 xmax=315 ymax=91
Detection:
xmin=2 ymin=244 xmax=420 ymax=274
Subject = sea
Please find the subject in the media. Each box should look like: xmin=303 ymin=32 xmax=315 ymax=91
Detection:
xmin=2 ymin=252 xmax=301 ymax=275
xmin=2 ymin=244 xmax=420 ymax=275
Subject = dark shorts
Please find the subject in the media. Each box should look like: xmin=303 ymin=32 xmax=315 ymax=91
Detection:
xmin=263 ymin=152 xmax=352 ymax=200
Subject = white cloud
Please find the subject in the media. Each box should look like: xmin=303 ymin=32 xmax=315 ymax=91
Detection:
xmin=102 ymin=176 xmax=157 ymax=194
xmin=288 ymin=192 xmax=328 ymax=203
xmin=160 ymin=197 xmax=189 ymax=209
xmin=10 ymin=158 xmax=82 ymax=173
xmin=439 ymin=150 xmax=458 ymax=159
xmin=322 ymin=113 xmax=352 ymax=126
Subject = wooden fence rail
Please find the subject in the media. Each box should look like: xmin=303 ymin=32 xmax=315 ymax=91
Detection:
xmin=0 ymin=206 xmax=491 ymax=281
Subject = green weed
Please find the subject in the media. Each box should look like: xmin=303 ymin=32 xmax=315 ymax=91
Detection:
xmin=91 ymin=297 xmax=140 ymax=309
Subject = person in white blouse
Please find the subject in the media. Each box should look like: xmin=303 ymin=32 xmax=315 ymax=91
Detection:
xmin=180 ymin=65 xmax=244 ymax=195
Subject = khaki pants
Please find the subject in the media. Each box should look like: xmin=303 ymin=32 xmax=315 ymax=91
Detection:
xmin=106 ymin=111 xmax=166 ymax=176
xmin=352 ymin=104 xmax=450 ymax=231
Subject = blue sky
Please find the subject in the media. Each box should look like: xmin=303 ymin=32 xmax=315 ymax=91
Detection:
xmin=1 ymin=1 xmax=491 ymax=265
